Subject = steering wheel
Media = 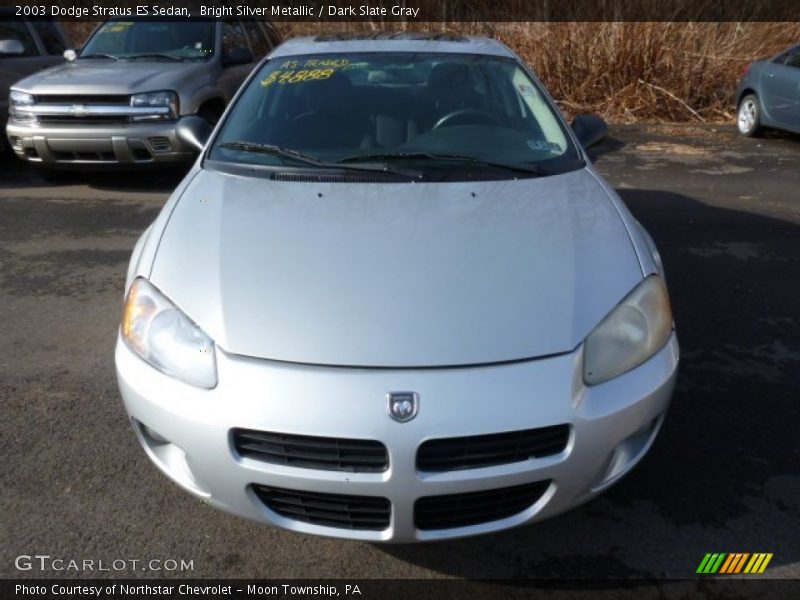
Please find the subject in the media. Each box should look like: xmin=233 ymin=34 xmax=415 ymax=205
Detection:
xmin=433 ymin=108 xmax=500 ymax=130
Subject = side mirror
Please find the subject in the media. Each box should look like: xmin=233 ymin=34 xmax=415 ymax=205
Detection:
xmin=571 ymin=114 xmax=608 ymax=149
xmin=222 ymin=46 xmax=254 ymax=67
xmin=176 ymin=116 xmax=212 ymax=152
xmin=0 ymin=39 xmax=25 ymax=57
xmin=63 ymin=49 xmax=77 ymax=62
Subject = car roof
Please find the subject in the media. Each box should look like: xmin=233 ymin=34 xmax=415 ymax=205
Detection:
xmin=270 ymin=32 xmax=517 ymax=59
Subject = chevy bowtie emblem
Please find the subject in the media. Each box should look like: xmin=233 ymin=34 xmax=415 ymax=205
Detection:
xmin=387 ymin=392 xmax=418 ymax=422
xmin=69 ymin=104 xmax=89 ymax=116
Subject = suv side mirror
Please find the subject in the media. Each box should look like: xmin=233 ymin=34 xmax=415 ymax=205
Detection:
xmin=222 ymin=46 xmax=253 ymax=67
xmin=0 ymin=39 xmax=25 ymax=57
xmin=177 ymin=116 xmax=212 ymax=152
xmin=571 ymin=114 xmax=608 ymax=149
xmin=63 ymin=49 xmax=77 ymax=61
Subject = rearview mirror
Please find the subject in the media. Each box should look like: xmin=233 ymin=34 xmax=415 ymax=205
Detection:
xmin=0 ymin=39 xmax=25 ymax=57
xmin=222 ymin=46 xmax=254 ymax=67
xmin=177 ymin=116 xmax=212 ymax=152
xmin=571 ymin=114 xmax=608 ymax=149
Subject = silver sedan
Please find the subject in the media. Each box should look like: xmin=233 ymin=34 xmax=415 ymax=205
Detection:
xmin=115 ymin=33 xmax=679 ymax=542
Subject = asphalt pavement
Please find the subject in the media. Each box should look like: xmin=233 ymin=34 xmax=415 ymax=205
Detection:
xmin=1 ymin=124 xmax=798 ymax=579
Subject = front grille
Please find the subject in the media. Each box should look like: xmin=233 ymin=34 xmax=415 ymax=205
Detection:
xmin=35 ymin=94 xmax=131 ymax=105
xmin=416 ymin=424 xmax=570 ymax=472
xmin=233 ymin=429 xmax=388 ymax=473
xmin=32 ymin=95 xmax=133 ymax=126
xmin=414 ymin=481 xmax=550 ymax=530
xmin=252 ymin=485 xmax=391 ymax=531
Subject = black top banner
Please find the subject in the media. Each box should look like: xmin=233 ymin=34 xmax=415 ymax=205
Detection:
xmin=4 ymin=0 xmax=800 ymax=22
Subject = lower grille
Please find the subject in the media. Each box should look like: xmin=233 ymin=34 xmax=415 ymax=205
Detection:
xmin=52 ymin=150 xmax=116 ymax=162
xmin=417 ymin=425 xmax=570 ymax=472
xmin=233 ymin=429 xmax=388 ymax=473
xmin=414 ymin=481 xmax=550 ymax=530
xmin=252 ymin=485 xmax=391 ymax=531
xmin=38 ymin=116 xmax=129 ymax=126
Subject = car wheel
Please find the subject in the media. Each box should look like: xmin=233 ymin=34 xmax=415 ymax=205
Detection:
xmin=737 ymin=94 xmax=762 ymax=137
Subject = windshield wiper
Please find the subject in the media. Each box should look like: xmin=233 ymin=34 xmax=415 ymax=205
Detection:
xmin=338 ymin=152 xmax=548 ymax=176
xmin=220 ymin=142 xmax=331 ymax=167
xmin=128 ymin=53 xmax=184 ymax=61
xmin=80 ymin=53 xmax=120 ymax=60
xmin=218 ymin=142 xmax=422 ymax=179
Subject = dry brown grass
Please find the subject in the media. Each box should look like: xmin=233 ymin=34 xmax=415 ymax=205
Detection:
xmin=64 ymin=21 xmax=800 ymax=122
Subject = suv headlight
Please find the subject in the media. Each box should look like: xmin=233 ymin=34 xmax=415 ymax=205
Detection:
xmin=130 ymin=90 xmax=178 ymax=120
xmin=9 ymin=90 xmax=37 ymax=124
xmin=121 ymin=278 xmax=216 ymax=388
xmin=583 ymin=275 xmax=673 ymax=385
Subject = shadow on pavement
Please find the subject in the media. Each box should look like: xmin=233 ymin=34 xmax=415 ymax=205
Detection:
xmin=0 ymin=154 xmax=188 ymax=194
xmin=586 ymin=133 xmax=626 ymax=161
xmin=760 ymin=128 xmax=800 ymax=144
xmin=379 ymin=189 xmax=800 ymax=578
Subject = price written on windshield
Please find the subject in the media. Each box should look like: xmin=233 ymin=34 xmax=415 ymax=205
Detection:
xmin=260 ymin=59 xmax=357 ymax=87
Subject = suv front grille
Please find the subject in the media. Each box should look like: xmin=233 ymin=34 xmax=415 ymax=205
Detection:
xmin=233 ymin=429 xmax=389 ymax=473
xmin=252 ymin=485 xmax=391 ymax=531
xmin=414 ymin=481 xmax=550 ymax=530
xmin=416 ymin=425 xmax=570 ymax=472
xmin=34 ymin=94 xmax=131 ymax=105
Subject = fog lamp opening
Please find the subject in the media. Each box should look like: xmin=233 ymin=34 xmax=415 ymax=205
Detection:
xmin=591 ymin=415 xmax=664 ymax=492
xmin=133 ymin=419 xmax=210 ymax=498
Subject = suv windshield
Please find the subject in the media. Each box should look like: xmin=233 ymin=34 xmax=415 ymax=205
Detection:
xmin=80 ymin=20 xmax=214 ymax=60
xmin=209 ymin=52 xmax=583 ymax=178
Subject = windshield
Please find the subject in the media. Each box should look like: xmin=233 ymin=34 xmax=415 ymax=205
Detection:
xmin=80 ymin=20 xmax=214 ymax=60
xmin=209 ymin=52 xmax=582 ymax=178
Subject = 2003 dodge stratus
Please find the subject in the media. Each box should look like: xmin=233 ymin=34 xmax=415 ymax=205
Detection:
xmin=116 ymin=32 xmax=679 ymax=542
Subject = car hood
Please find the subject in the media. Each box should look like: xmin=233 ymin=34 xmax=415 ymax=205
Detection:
xmin=11 ymin=59 xmax=209 ymax=95
xmin=149 ymin=167 xmax=643 ymax=367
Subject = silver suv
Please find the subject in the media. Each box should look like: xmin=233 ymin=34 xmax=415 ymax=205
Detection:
xmin=6 ymin=18 xmax=279 ymax=168
xmin=0 ymin=13 xmax=71 ymax=151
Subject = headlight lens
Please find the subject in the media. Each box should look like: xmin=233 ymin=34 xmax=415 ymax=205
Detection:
xmin=121 ymin=278 xmax=216 ymax=388
xmin=130 ymin=90 xmax=178 ymax=120
xmin=9 ymin=90 xmax=36 ymax=124
xmin=583 ymin=275 xmax=673 ymax=385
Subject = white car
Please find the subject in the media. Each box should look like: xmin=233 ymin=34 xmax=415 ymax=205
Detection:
xmin=116 ymin=32 xmax=678 ymax=542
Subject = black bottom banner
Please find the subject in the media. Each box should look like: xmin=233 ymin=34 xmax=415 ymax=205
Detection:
xmin=5 ymin=579 xmax=800 ymax=600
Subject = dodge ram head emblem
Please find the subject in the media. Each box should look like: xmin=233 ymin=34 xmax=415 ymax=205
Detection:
xmin=387 ymin=392 xmax=418 ymax=422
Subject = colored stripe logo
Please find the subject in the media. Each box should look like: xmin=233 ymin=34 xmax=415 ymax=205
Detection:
xmin=696 ymin=553 xmax=773 ymax=574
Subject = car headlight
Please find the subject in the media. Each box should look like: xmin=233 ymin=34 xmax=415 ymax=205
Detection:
xmin=121 ymin=278 xmax=216 ymax=388
xmin=130 ymin=90 xmax=178 ymax=120
xmin=9 ymin=90 xmax=37 ymax=124
xmin=583 ymin=275 xmax=673 ymax=385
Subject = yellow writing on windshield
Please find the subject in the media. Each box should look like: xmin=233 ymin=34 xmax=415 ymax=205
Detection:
xmin=101 ymin=22 xmax=133 ymax=34
xmin=260 ymin=69 xmax=336 ymax=87
xmin=278 ymin=58 xmax=350 ymax=69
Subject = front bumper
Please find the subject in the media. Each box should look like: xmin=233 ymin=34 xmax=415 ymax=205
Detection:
xmin=115 ymin=333 xmax=679 ymax=543
xmin=6 ymin=119 xmax=195 ymax=167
